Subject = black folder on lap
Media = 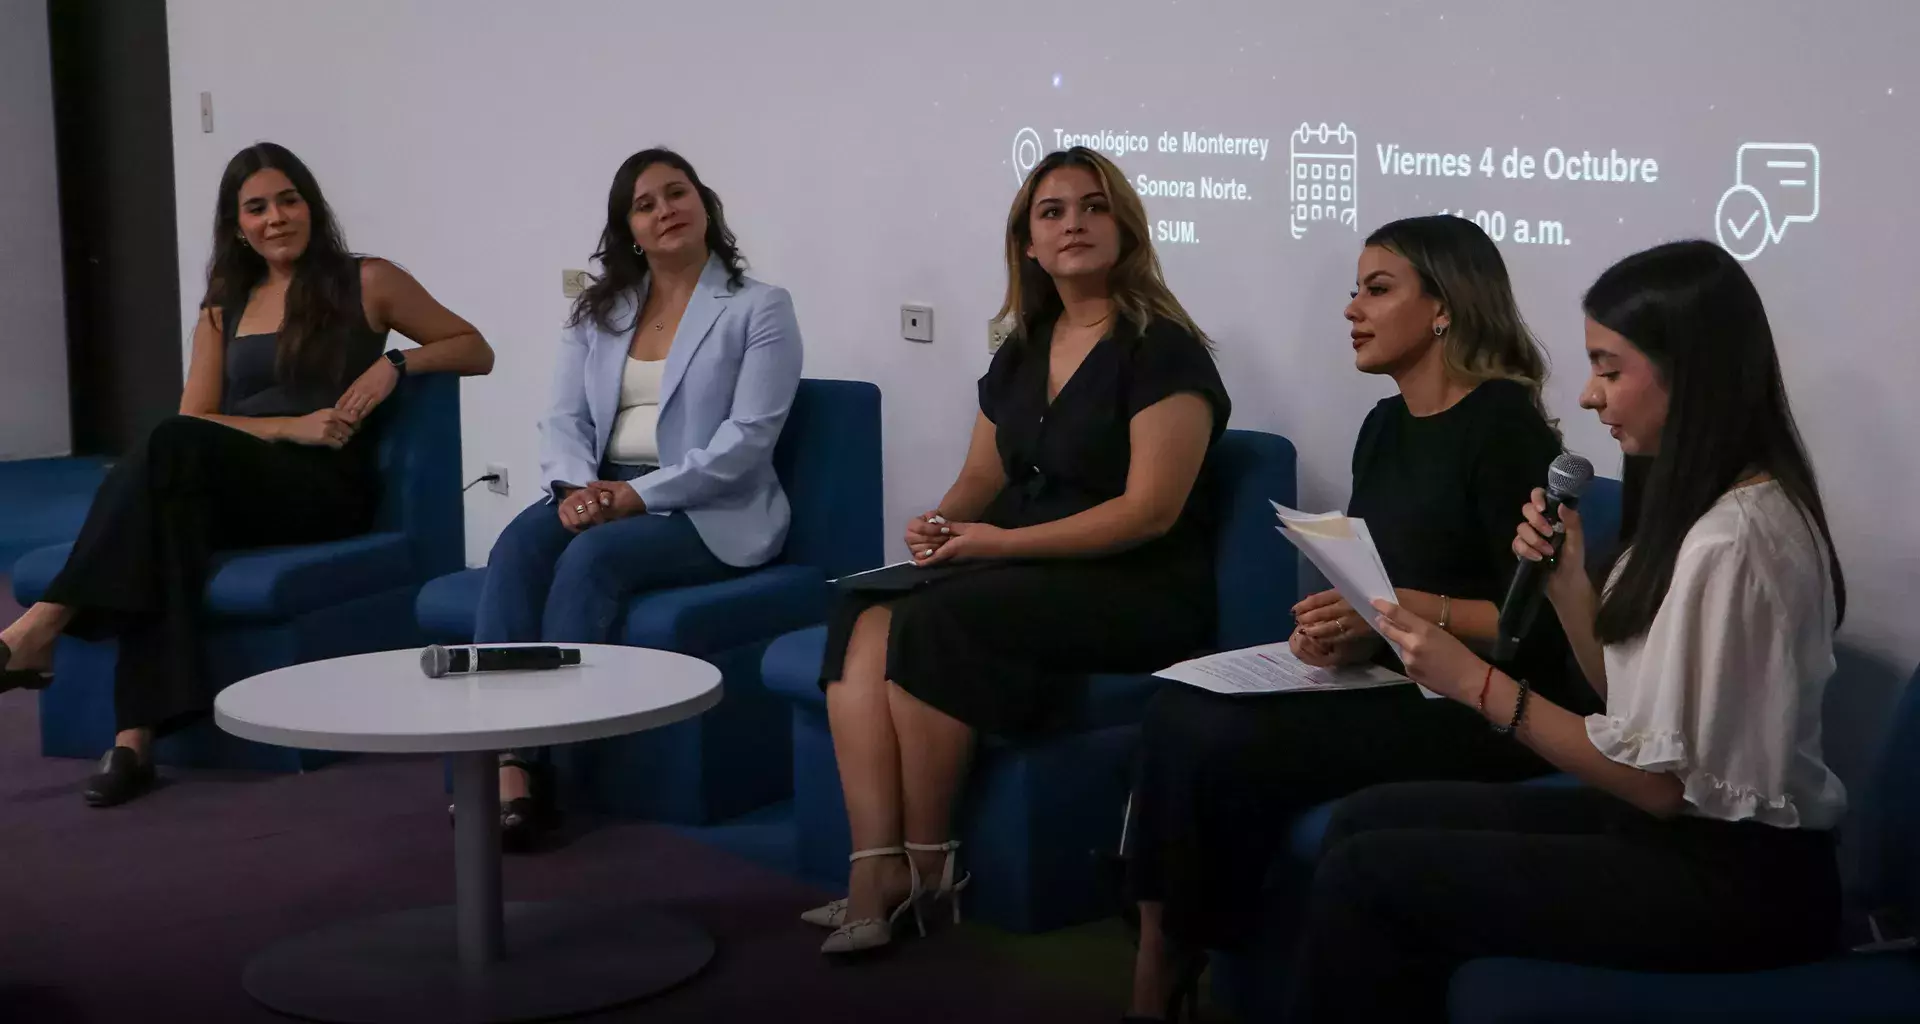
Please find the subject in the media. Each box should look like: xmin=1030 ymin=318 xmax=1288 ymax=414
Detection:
xmin=829 ymin=560 xmax=982 ymax=593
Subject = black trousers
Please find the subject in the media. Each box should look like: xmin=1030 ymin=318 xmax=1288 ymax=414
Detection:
xmin=1128 ymin=682 xmax=1555 ymax=950
xmin=42 ymin=416 xmax=374 ymax=733
xmin=1288 ymin=781 xmax=1842 ymax=1024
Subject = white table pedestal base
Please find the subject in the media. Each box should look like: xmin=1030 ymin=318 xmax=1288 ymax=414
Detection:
xmin=240 ymin=752 xmax=713 ymax=1022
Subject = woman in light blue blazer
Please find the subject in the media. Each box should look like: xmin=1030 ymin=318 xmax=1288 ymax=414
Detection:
xmin=475 ymin=148 xmax=802 ymax=849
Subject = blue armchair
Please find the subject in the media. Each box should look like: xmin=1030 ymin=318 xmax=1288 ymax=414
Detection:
xmin=0 ymin=456 xmax=110 ymax=571
xmin=412 ymin=378 xmax=884 ymax=824
xmin=10 ymin=372 xmax=465 ymax=771
xmin=759 ymin=428 xmax=1299 ymax=933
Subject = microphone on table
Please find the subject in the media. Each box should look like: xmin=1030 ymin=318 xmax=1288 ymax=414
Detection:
xmin=419 ymin=644 xmax=582 ymax=678
xmin=1491 ymin=452 xmax=1595 ymax=663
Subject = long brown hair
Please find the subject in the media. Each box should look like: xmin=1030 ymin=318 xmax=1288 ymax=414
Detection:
xmin=1587 ymin=240 xmax=1843 ymax=643
xmin=570 ymin=147 xmax=747 ymax=333
xmin=995 ymin=146 xmax=1207 ymax=345
xmin=1366 ymin=215 xmax=1552 ymax=426
xmin=201 ymin=143 xmax=359 ymax=390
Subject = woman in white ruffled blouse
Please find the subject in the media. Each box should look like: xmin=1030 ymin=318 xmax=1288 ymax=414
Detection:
xmin=1287 ymin=239 xmax=1849 ymax=1024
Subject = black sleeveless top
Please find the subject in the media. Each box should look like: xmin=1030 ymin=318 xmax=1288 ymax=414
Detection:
xmin=220 ymin=258 xmax=388 ymax=420
xmin=1347 ymin=378 xmax=1585 ymax=710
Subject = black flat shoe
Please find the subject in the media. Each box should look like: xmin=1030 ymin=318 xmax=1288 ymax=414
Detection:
xmin=0 ymin=639 xmax=55 ymax=695
xmin=83 ymin=746 xmax=155 ymax=808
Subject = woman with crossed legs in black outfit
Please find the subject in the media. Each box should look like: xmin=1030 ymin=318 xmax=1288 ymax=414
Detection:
xmin=0 ymin=143 xmax=493 ymax=806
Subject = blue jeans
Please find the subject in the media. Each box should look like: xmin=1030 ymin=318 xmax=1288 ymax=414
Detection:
xmin=477 ymin=484 xmax=741 ymax=762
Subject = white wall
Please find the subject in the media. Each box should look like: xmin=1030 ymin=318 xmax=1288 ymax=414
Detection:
xmin=0 ymin=0 xmax=71 ymax=459
xmin=163 ymin=0 xmax=1920 ymax=678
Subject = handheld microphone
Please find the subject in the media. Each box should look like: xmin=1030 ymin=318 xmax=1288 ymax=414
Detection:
xmin=419 ymin=644 xmax=582 ymax=678
xmin=1491 ymin=453 xmax=1595 ymax=662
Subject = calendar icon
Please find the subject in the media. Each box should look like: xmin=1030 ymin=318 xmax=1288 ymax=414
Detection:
xmin=1290 ymin=122 xmax=1358 ymax=239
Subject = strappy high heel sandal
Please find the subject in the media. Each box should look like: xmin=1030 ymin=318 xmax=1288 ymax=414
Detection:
xmin=445 ymin=756 xmax=558 ymax=852
xmin=818 ymin=847 xmax=923 ymax=957
xmin=497 ymin=756 xmax=556 ymax=852
xmin=801 ymin=840 xmax=972 ymax=931
xmin=905 ymin=839 xmax=971 ymax=927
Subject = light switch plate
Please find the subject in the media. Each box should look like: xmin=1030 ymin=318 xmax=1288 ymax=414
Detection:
xmin=562 ymin=269 xmax=592 ymax=298
xmin=901 ymin=304 xmax=934 ymax=343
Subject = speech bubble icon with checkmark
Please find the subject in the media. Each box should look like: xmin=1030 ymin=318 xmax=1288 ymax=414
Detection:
xmin=1715 ymin=143 xmax=1820 ymax=261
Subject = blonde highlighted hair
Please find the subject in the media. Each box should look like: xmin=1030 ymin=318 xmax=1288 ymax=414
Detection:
xmin=1366 ymin=215 xmax=1555 ymax=429
xmin=995 ymin=146 xmax=1208 ymax=346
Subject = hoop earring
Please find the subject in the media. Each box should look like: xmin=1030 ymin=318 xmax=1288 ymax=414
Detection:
xmin=1433 ymin=324 xmax=1448 ymax=337
xmin=632 ymin=243 xmax=644 ymax=256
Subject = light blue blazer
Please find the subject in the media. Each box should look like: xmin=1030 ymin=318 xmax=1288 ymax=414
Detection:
xmin=538 ymin=254 xmax=803 ymax=568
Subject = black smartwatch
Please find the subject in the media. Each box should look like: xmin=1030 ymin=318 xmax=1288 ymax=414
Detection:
xmin=383 ymin=349 xmax=408 ymax=375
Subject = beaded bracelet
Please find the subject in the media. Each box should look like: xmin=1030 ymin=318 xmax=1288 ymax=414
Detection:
xmin=1492 ymin=678 xmax=1532 ymax=736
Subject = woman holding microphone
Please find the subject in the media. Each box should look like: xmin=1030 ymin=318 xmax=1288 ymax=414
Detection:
xmin=1292 ymin=240 xmax=1848 ymax=1022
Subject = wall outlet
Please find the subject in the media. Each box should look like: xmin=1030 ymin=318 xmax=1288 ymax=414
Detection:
xmin=561 ymin=269 xmax=592 ymax=298
xmin=485 ymin=463 xmax=510 ymax=496
xmin=901 ymin=304 xmax=934 ymax=343
xmin=987 ymin=316 xmax=1015 ymax=352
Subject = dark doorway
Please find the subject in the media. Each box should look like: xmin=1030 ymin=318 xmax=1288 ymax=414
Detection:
xmin=49 ymin=0 xmax=183 ymax=456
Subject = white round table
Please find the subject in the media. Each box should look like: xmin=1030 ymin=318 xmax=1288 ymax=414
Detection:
xmin=214 ymin=644 xmax=723 ymax=1024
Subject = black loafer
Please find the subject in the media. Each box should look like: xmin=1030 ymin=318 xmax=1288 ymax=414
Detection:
xmin=83 ymin=746 xmax=155 ymax=807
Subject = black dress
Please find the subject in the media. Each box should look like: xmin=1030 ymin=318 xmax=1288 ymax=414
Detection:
xmin=42 ymin=260 xmax=387 ymax=733
xmin=1129 ymin=378 xmax=1590 ymax=950
xmin=817 ymin=315 xmax=1231 ymax=736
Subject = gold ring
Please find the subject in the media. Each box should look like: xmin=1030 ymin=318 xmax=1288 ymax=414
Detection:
xmin=574 ymin=505 xmax=587 ymax=514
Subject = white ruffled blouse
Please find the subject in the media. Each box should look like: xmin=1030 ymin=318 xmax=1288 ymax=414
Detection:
xmin=1587 ymin=481 xmax=1847 ymax=829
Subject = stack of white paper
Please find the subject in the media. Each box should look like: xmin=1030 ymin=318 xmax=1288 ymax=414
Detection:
xmin=1270 ymin=501 xmax=1402 ymax=656
xmin=1155 ymin=641 xmax=1409 ymax=696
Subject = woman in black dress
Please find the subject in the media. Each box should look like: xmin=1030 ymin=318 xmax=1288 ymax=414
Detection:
xmin=1124 ymin=216 xmax=1582 ymax=1020
xmin=0 ymin=143 xmax=493 ymax=807
xmin=802 ymin=146 xmax=1231 ymax=956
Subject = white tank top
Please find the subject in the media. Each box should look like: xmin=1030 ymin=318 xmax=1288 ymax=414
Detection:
xmin=606 ymin=357 xmax=666 ymax=465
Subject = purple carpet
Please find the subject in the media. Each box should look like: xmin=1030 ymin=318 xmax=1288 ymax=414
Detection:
xmin=0 ymin=682 xmax=1116 ymax=1022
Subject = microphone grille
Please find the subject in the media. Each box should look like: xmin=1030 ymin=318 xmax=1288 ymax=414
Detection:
xmin=420 ymin=645 xmax=450 ymax=678
xmin=1548 ymin=452 xmax=1596 ymax=499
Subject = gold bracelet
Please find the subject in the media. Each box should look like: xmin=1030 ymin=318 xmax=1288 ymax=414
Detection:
xmin=1438 ymin=594 xmax=1452 ymax=633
